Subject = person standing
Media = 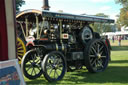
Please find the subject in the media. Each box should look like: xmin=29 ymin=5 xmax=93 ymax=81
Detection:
xmin=105 ymin=35 xmax=112 ymax=61
xmin=118 ymin=36 xmax=121 ymax=46
xmin=112 ymin=36 xmax=114 ymax=43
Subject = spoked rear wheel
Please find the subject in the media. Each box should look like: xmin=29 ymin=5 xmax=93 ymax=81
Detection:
xmin=42 ymin=51 xmax=67 ymax=82
xmin=21 ymin=49 xmax=43 ymax=79
xmin=85 ymin=39 xmax=109 ymax=73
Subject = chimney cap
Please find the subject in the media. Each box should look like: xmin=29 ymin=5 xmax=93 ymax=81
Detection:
xmin=42 ymin=0 xmax=50 ymax=10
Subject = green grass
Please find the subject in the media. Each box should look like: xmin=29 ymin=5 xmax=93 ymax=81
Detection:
xmin=24 ymin=42 xmax=128 ymax=85
xmin=112 ymin=46 xmax=128 ymax=51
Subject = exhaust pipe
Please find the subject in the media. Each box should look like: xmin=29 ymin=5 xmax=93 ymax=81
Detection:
xmin=42 ymin=0 xmax=50 ymax=10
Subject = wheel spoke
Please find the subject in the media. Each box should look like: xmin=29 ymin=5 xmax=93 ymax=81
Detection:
xmin=90 ymin=55 xmax=96 ymax=57
xmin=18 ymin=53 xmax=24 ymax=56
xmin=97 ymin=60 xmax=103 ymax=68
xmin=35 ymin=59 xmax=40 ymax=64
xmin=91 ymin=58 xmax=97 ymax=66
xmin=46 ymin=63 xmax=52 ymax=70
xmin=95 ymin=43 xmax=98 ymax=52
xmin=18 ymin=50 xmax=24 ymax=52
xmin=56 ymin=57 xmax=62 ymax=66
xmin=53 ymin=55 xmax=58 ymax=65
xmin=100 ymin=51 xmax=104 ymax=55
xmin=17 ymin=46 xmax=23 ymax=50
xmin=55 ymin=70 xmax=59 ymax=77
xmin=53 ymin=58 xmax=56 ymax=65
xmin=48 ymin=68 xmax=53 ymax=76
xmin=26 ymin=65 xmax=33 ymax=72
xmin=91 ymin=46 xmax=97 ymax=54
xmin=33 ymin=54 xmax=36 ymax=62
xmin=31 ymin=68 xmax=34 ymax=75
xmin=28 ymin=60 xmax=33 ymax=64
xmin=90 ymin=49 xmax=94 ymax=54
xmin=31 ymin=55 xmax=34 ymax=61
xmin=57 ymin=67 xmax=62 ymax=71
xmin=99 ymin=46 xmax=104 ymax=52
xmin=36 ymin=65 xmax=41 ymax=71
xmin=93 ymin=60 xmax=97 ymax=70
xmin=101 ymin=56 xmax=106 ymax=58
xmin=54 ymin=70 xmax=56 ymax=78
xmin=17 ymin=42 xmax=20 ymax=46
xmin=18 ymin=56 xmax=22 ymax=60
xmin=90 ymin=58 xmax=93 ymax=63
xmin=97 ymin=44 xmax=100 ymax=53
xmin=31 ymin=54 xmax=35 ymax=62
xmin=33 ymin=68 xmax=37 ymax=75
xmin=58 ymin=63 xmax=63 ymax=68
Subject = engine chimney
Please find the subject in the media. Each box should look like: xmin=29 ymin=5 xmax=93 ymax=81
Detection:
xmin=42 ymin=0 xmax=50 ymax=10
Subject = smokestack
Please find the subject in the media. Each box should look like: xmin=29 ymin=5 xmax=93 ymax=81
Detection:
xmin=42 ymin=0 xmax=50 ymax=10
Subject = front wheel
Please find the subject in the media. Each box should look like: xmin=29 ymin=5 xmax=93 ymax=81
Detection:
xmin=21 ymin=49 xmax=43 ymax=79
xmin=42 ymin=51 xmax=67 ymax=82
xmin=84 ymin=39 xmax=109 ymax=73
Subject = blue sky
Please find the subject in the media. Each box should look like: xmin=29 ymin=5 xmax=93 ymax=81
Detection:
xmin=20 ymin=0 xmax=122 ymax=20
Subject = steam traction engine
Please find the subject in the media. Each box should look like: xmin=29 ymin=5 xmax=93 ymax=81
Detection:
xmin=21 ymin=11 xmax=114 ymax=82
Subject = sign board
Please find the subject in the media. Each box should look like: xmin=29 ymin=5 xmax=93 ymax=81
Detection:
xmin=0 ymin=59 xmax=26 ymax=85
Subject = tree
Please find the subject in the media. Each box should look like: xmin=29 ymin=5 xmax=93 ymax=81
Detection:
xmin=115 ymin=0 xmax=128 ymax=7
xmin=116 ymin=18 xmax=122 ymax=31
xmin=115 ymin=0 xmax=128 ymax=27
xmin=90 ymin=13 xmax=113 ymax=34
xmin=119 ymin=7 xmax=128 ymax=27
xmin=95 ymin=13 xmax=109 ymax=18
xmin=16 ymin=0 xmax=25 ymax=12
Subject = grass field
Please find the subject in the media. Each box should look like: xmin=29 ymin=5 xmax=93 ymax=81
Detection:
xmin=25 ymin=40 xmax=128 ymax=85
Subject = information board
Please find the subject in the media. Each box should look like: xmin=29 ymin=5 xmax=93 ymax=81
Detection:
xmin=0 ymin=59 xmax=26 ymax=85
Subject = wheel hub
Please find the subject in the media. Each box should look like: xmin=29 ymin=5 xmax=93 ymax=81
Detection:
xmin=32 ymin=62 xmax=36 ymax=67
xmin=52 ymin=64 xmax=58 ymax=69
xmin=96 ymin=53 xmax=101 ymax=59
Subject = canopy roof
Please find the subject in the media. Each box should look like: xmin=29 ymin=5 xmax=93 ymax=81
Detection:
xmin=16 ymin=9 xmax=42 ymax=22
xmin=42 ymin=11 xmax=115 ymax=23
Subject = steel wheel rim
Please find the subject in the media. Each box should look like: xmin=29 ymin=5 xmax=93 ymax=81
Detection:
xmin=46 ymin=54 xmax=64 ymax=80
xmin=89 ymin=41 xmax=108 ymax=71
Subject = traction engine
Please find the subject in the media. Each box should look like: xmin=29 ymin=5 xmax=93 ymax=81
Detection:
xmin=21 ymin=10 xmax=114 ymax=82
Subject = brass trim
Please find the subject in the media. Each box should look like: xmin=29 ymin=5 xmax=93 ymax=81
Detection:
xmin=19 ymin=22 xmax=26 ymax=38
xmin=62 ymin=43 xmax=65 ymax=51
xmin=36 ymin=15 xmax=39 ymax=39
xmin=25 ymin=18 xmax=28 ymax=37
xmin=56 ymin=44 xmax=58 ymax=51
